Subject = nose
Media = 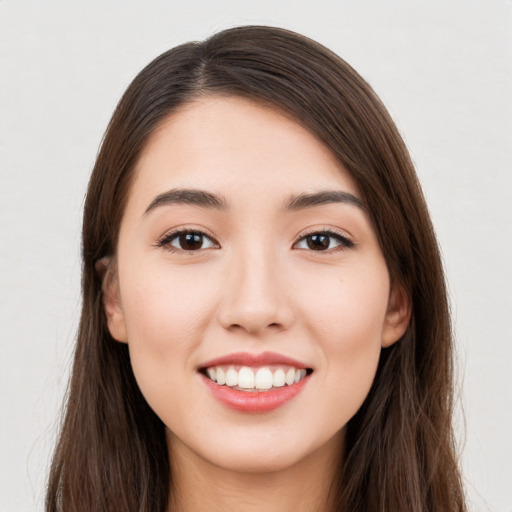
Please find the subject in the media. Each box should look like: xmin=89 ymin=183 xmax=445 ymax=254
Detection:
xmin=217 ymin=246 xmax=294 ymax=336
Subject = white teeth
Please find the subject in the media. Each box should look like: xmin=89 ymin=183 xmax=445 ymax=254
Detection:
xmin=238 ymin=366 xmax=255 ymax=389
xmin=225 ymin=367 xmax=238 ymax=387
xmin=205 ymin=365 xmax=309 ymax=390
xmin=273 ymin=368 xmax=286 ymax=387
xmin=285 ymin=368 xmax=295 ymax=386
xmin=255 ymin=368 xmax=273 ymax=390
xmin=216 ymin=367 xmax=226 ymax=385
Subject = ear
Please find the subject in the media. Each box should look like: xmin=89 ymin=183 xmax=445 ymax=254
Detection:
xmin=381 ymin=282 xmax=411 ymax=348
xmin=95 ymin=257 xmax=128 ymax=343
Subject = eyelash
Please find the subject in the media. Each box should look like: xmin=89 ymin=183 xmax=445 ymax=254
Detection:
xmin=294 ymin=228 xmax=355 ymax=252
xmin=155 ymin=227 xmax=355 ymax=253
xmin=155 ymin=228 xmax=219 ymax=253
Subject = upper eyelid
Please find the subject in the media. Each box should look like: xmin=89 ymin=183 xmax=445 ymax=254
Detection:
xmin=294 ymin=227 xmax=353 ymax=243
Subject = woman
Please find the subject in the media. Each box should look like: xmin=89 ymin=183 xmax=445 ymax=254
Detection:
xmin=46 ymin=25 xmax=466 ymax=511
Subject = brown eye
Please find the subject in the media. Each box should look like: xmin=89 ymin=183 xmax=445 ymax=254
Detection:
xmin=159 ymin=230 xmax=218 ymax=251
xmin=177 ymin=232 xmax=204 ymax=250
xmin=294 ymin=231 xmax=354 ymax=252
xmin=306 ymin=234 xmax=330 ymax=250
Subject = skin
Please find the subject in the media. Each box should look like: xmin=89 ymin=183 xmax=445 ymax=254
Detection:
xmin=103 ymin=96 xmax=410 ymax=512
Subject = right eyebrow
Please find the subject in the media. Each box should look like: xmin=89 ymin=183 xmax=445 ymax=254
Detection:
xmin=143 ymin=188 xmax=229 ymax=217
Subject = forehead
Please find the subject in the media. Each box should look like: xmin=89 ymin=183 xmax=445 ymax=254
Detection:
xmin=130 ymin=96 xmax=360 ymax=212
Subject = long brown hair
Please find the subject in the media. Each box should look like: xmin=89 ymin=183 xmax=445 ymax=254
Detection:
xmin=46 ymin=25 xmax=466 ymax=511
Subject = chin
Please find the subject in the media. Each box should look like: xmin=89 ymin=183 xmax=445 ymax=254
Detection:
xmin=169 ymin=422 xmax=345 ymax=476
xmin=210 ymin=444 xmax=308 ymax=474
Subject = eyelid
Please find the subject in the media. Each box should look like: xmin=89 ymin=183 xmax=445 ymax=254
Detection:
xmin=155 ymin=226 xmax=221 ymax=252
xmin=292 ymin=227 xmax=355 ymax=251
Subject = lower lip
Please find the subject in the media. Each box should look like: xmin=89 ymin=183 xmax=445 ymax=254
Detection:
xmin=201 ymin=374 xmax=310 ymax=413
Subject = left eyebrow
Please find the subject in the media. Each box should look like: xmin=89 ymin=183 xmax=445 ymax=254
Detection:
xmin=283 ymin=190 xmax=367 ymax=212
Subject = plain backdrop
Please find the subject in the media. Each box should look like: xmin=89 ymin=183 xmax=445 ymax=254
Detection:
xmin=1 ymin=1 xmax=511 ymax=511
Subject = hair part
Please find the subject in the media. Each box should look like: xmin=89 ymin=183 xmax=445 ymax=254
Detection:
xmin=46 ymin=25 xmax=466 ymax=512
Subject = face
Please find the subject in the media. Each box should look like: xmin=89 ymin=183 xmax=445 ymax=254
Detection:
xmin=104 ymin=96 xmax=409 ymax=474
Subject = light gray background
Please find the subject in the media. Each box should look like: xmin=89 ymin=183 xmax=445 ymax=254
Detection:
xmin=1 ymin=1 xmax=511 ymax=511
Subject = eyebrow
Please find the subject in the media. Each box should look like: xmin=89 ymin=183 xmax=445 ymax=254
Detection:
xmin=143 ymin=187 xmax=366 ymax=216
xmin=143 ymin=188 xmax=229 ymax=216
xmin=283 ymin=190 xmax=366 ymax=212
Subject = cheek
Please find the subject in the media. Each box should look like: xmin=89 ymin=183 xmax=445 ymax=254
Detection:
xmin=117 ymin=261 xmax=219 ymax=405
xmin=299 ymin=264 xmax=389 ymax=415
xmin=120 ymin=261 xmax=218 ymax=351
xmin=302 ymin=263 xmax=390 ymax=347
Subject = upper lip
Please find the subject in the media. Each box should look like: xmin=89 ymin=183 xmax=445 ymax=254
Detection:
xmin=199 ymin=351 xmax=311 ymax=370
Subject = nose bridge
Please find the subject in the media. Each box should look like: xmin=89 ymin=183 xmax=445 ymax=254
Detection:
xmin=218 ymin=237 xmax=292 ymax=334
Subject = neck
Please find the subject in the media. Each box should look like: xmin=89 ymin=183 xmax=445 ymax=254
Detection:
xmin=166 ymin=431 xmax=343 ymax=512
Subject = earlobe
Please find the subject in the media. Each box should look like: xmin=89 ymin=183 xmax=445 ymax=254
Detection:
xmin=96 ymin=257 xmax=128 ymax=343
xmin=382 ymin=283 xmax=411 ymax=348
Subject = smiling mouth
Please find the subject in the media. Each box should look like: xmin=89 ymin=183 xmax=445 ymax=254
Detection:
xmin=200 ymin=365 xmax=314 ymax=392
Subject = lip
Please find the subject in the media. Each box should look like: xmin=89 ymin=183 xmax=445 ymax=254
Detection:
xmin=200 ymin=372 xmax=311 ymax=413
xmin=199 ymin=351 xmax=311 ymax=369
xmin=198 ymin=351 xmax=313 ymax=413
